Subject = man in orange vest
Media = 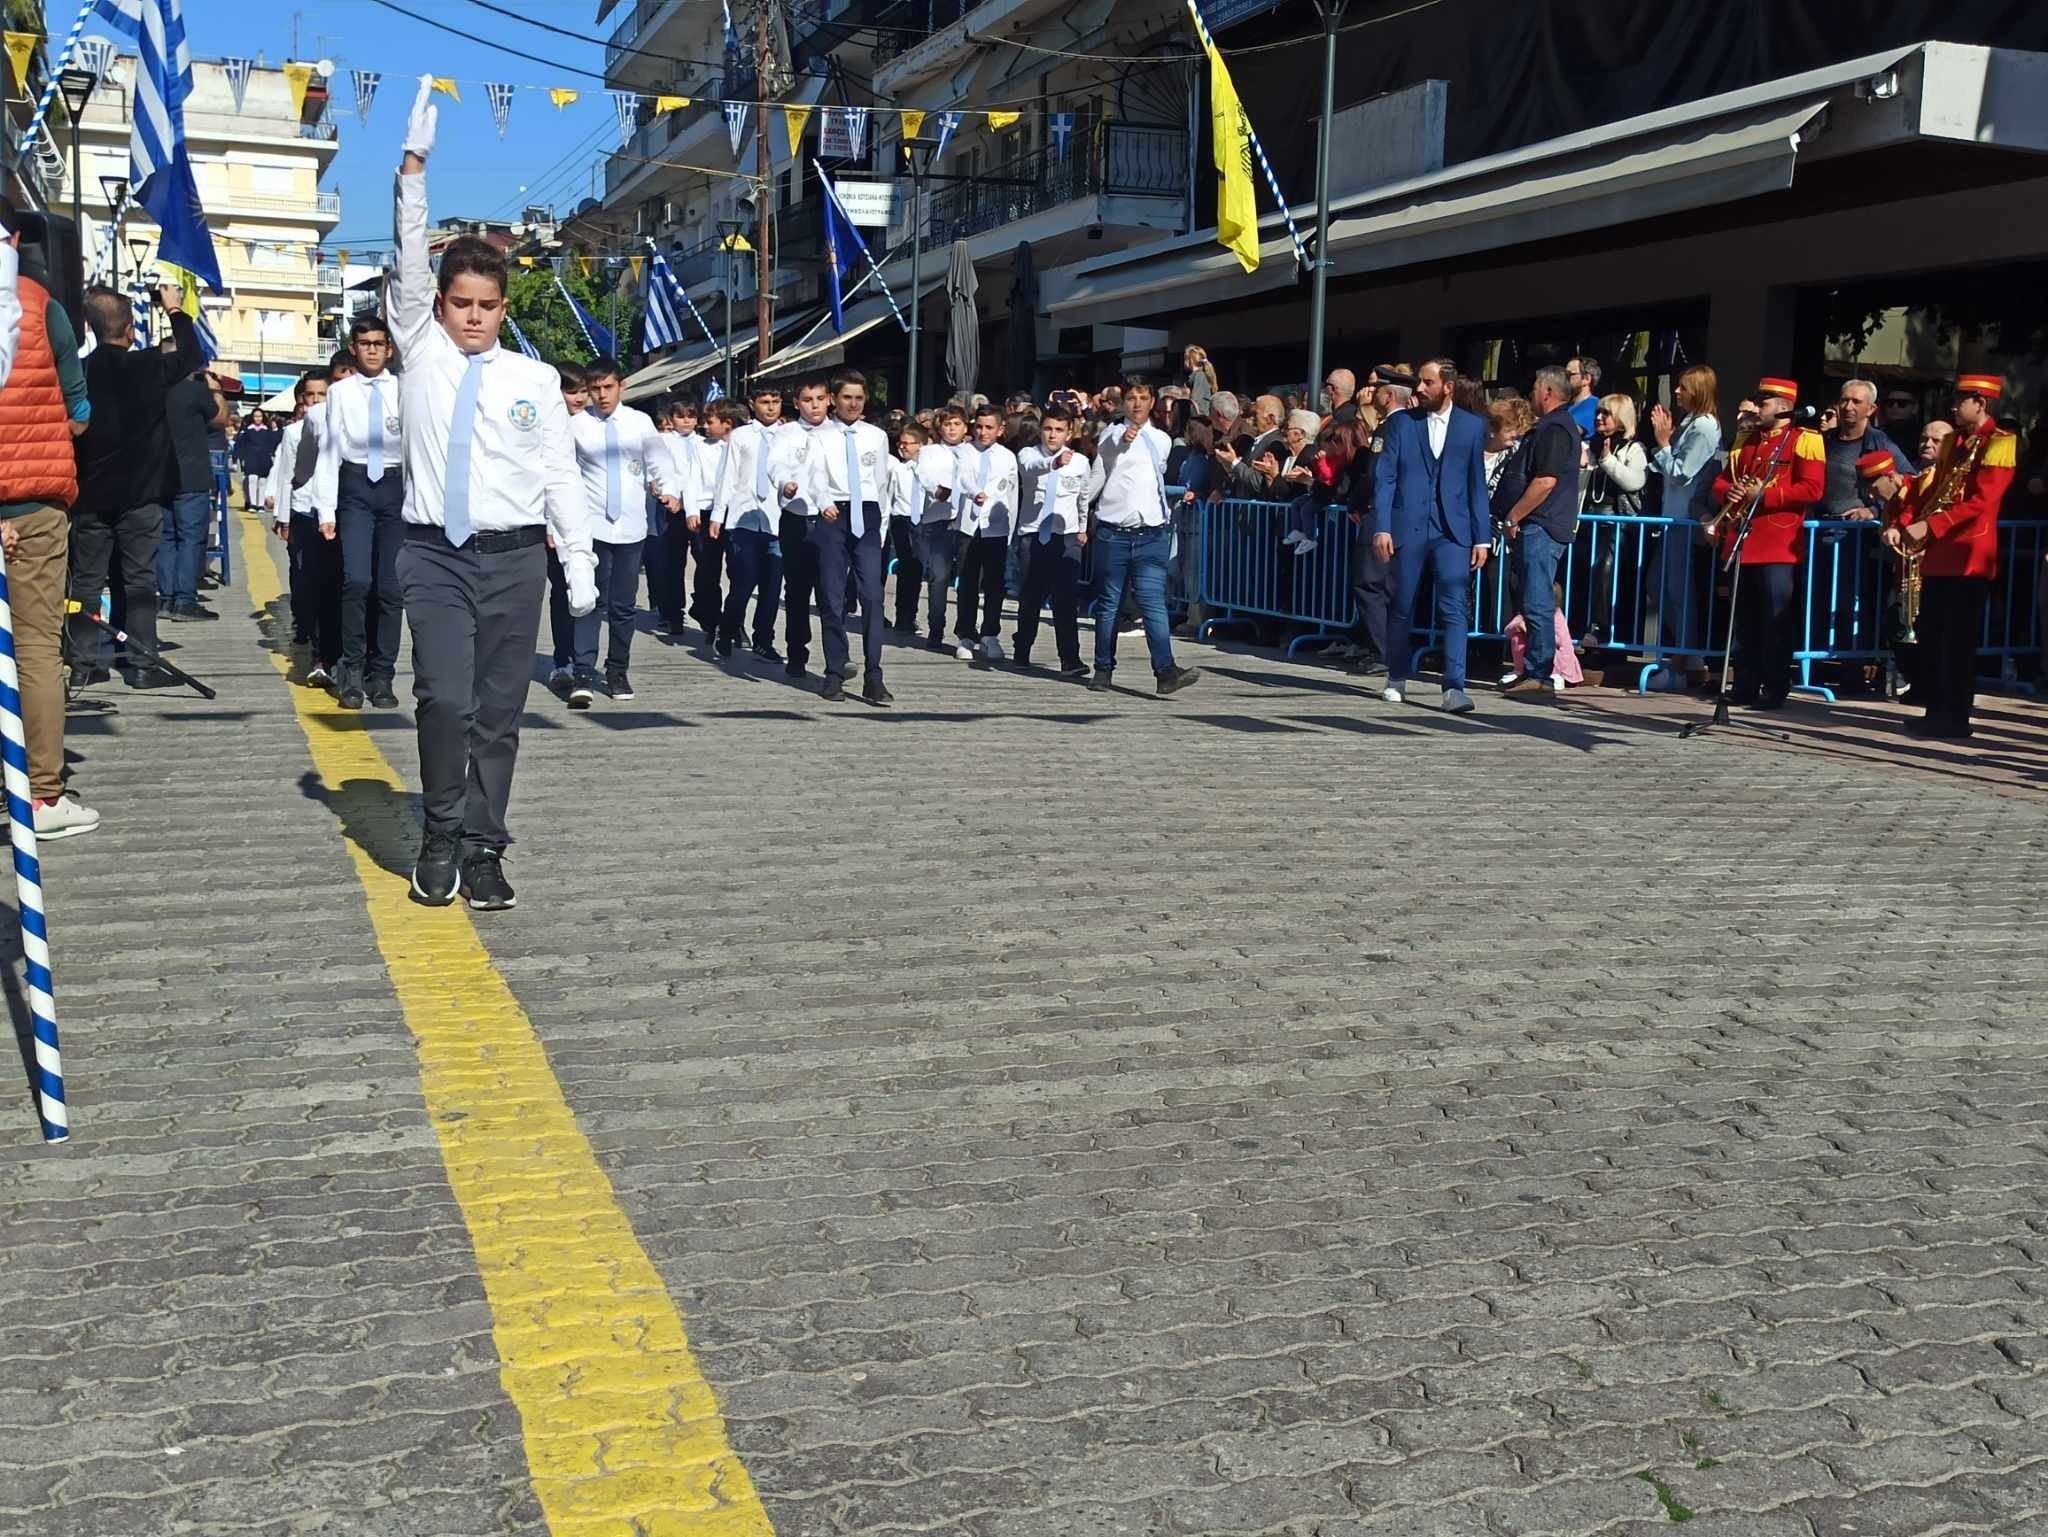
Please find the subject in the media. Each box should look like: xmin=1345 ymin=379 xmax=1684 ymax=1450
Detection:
xmin=0 ymin=202 xmax=97 ymax=838
xmin=1884 ymin=372 xmax=2016 ymax=739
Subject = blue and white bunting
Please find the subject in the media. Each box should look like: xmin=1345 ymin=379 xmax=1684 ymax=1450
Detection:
xmin=723 ymin=100 xmax=747 ymax=157
xmin=351 ymin=68 xmax=380 ymax=126
xmin=503 ymin=312 xmax=541 ymax=359
xmin=1048 ymin=111 xmax=1074 ymax=161
xmin=485 ymin=80 xmax=514 ymax=139
xmin=933 ymin=110 xmax=962 ymax=160
xmin=611 ymin=90 xmax=638 ymax=147
xmin=221 ymin=55 xmax=250 ymax=113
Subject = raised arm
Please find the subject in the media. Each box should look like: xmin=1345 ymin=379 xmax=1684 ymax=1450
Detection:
xmin=390 ymin=76 xmax=439 ymax=360
xmin=0 ymin=234 xmax=21 ymax=392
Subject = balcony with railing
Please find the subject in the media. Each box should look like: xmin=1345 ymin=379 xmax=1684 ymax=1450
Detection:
xmin=669 ymin=233 xmax=757 ymax=293
xmin=927 ymin=122 xmax=1185 ymax=247
xmin=604 ymin=69 xmax=756 ymax=201
xmin=871 ymin=0 xmax=975 ymax=66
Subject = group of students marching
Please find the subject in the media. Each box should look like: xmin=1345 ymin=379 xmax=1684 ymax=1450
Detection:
xmin=538 ymin=365 xmax=1203 ymax=706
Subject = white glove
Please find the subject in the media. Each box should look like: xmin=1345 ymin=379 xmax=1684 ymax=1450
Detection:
xmin=565 ymin=551 xmax=598 ymax=618
xmin=404 ymin=74 xmax=438 ymax=160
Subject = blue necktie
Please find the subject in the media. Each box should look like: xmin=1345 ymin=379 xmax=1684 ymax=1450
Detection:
xmin=715 ymin=440 xmax=730 ymax=513
xmin=604 ymin=415 xmax=622 ymax=523
xmin=845 ymin=425 xmax=864 ymax=538
xmin=754 ymin=426 xmax=772 ymax=504
xmin=1038 ymin=456 xmax=1057 ymax=543
xmin=366 ymin=380 xmax=386 ymax=483
xmin=443 ymin=354 xmax=485 ymax=547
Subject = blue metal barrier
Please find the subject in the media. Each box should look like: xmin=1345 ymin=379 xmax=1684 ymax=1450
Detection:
xmin=208 ymin=449 xmax=232 ymax=587
xmin=1196 ymin=498 xmax=1355 ymax=654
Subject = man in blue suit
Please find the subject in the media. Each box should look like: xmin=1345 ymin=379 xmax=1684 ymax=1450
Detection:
xmin=1371 ymin=358 xmax=1494 ymax=712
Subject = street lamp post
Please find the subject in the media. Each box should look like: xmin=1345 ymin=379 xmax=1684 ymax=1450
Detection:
xmin=901 ymin=134 xmax=939 ymax=416
xmin=99 ymin=175 xmax=128 ymax=300
xmin=1305 ymin=0 xmax=1349 ymax=412
xmin=128 ymin=235 xmax=152 ymax=342
xmin=716 ymin=217 xmax=743 ymax=400
xmin=56 ymin=70 xmax=97 ymax=273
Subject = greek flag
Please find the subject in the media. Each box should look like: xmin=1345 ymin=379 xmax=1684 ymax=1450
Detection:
xmin=92 ymin=0 xmax=221 ymax=289
xmin=641 ymin=250 xmax=685 ymax=351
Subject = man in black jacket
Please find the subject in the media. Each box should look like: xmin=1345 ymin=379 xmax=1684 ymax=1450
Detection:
xmin=70 ymin=283 xmax=202 ymax=687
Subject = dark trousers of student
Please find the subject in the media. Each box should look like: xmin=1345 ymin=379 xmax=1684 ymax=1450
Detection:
xmin=1730 ymin=560 xmax=1797 ymax=702
xmin=720 ymin=525 xmax=783 ymax=648
xmin=398 ymin=526 xmax=545 ymax=850
xmin=1013 ymin=532 xmax=1084 ymax=667
xmin=645 ymin=502 xmax=689 ymax=628
xmin=689 ymin=521 xmax=725 ymax=637
xmin=813 ymin=505 xmax=885 ymax=683
xmin=779 ymin=511 xmax=819 ymax=669
xmin=1918 ymin=574 xmax=1989 ymax=733
xmin=545 ymin=546 xmax=574 ymax=669
xmin=888 ymin=516 xmax=923 ymax=628
xmin=68 ymin=501 xmax=161 ymax=669
xmin=287 ymin=514 xmax=342 ymax=667
xmin=335 ymin=464 xmax=405 ymax=690
xmin=574 ymin=538 xmax=645 ymax=678
xmin=955 ymin=533 xmax=1007 ymax=642
xmin=1347 ymin=512 xmax=1391 ymax=664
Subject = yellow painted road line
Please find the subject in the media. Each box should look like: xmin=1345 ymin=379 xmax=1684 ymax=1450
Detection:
xmin=239 ymin=513 xmax=773 ymax=1537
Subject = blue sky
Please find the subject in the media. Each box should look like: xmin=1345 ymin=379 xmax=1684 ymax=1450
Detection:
xmin=169 ymin=0 xmax=614 ymax=251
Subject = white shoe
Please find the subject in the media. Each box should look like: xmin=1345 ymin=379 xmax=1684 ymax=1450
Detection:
xmin=1380 ymin=684 xmax=1405 ymax=704
xmin=1295 ymin=538 xmax=1317 ymax=554
xmin=1281 ymin=530 xmax=1303 ymax=549
xmin=1552 ymin=677 xmax=1567 ymax=695
xmin=981 ymin=635 xmax=1005 ymax=661
xmin=1498 ymin=670 xmax=1520 ymax=687
xmin=953 ymin=642 xmax=976 ymax=660
xmin=32 ymin=795 xmax=100 ymax=841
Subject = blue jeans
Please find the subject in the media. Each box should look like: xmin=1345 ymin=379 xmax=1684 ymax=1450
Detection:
xmin=1516 ymin=523 xmax=1568 ymax=678
xmin=157 ymin=489 xmax=211 ymax=605
xmin=1091 ymin=525 xmax=1176 ymax=675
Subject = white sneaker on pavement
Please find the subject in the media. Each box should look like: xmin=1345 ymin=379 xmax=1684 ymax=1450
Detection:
xmin=32 ymin=795 xmax=100 ymax=841
xmin=954 ymin=642 xmax=976 ymax=661
xmin=1380 ymin=683 xmax=1405 ymax=704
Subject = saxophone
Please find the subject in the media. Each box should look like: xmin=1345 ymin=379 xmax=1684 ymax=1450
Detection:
xmin=1898 ymin=430 xmax=1990 ymax=642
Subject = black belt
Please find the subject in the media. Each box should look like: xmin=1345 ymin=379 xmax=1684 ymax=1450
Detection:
xmin=403 ymin=521 xmax=546 ymax=553
xmin=339 ymin=462 xmax=402 ymax=480
xmin=1096 ymin=522 xmax=1158 ymax=535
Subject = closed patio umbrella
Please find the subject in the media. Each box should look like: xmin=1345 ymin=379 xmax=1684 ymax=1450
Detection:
xmin=944 ymin=240 xmax=979 ymax=402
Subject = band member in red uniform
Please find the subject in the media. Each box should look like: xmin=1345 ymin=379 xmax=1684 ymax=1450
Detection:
xmin=1883 ymin=373 xmax=2015 ymax=739
xmin=1710 ymin=377 xmax=1824 ymax=707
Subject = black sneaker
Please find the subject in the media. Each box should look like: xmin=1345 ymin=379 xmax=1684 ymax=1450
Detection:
xmin=864 ymin=676 xmax=894 ymax=706
xmin=1155 ymin=666 xmax=1201 ymax=697
xmin=460 ymin=848 xmax=516 ymax=911
xmin=410 ymin=832 xmax=460 ymax=906
xmin=715 ymin=637 xmax=735 ymax=659
xmin=923 ymin=638 xmax=952 ymax=654
xmin=123 ymin=664 xmax=183 ymax=690
xmin=752 ymin=642 xmax=782 ymax=663
xmin=820 ymin=673 xmax=847 ymax=702
xmin=1013 ymin=650 xmax=1033 ymax=669
xmin=785 ymin=659 xmax=808 ymax=680
xmin=168 ymin=601 xmax=220 ymax=623
xmin=1088 ymin=668 xmax=1114 ymax=692
xmin=568 ymin=673 xmax=597 ymax=710
xmin=338 ymin=685 xmax=366 ymax=710
xmin=607 ymin=671 xmax=635 ymax=701
xmin=368 ymin=683 xmax=400 ymax=710
xmin=1059 ymin=660 xmax=1090 ymax=678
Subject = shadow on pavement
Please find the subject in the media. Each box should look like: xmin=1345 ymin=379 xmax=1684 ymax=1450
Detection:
xmin=298 ymin=769 xmax=418 ymax=879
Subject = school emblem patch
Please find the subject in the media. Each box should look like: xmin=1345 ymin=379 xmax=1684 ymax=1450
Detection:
xmin=507 ymin=399 xmax=540 ymax=432
xmin=385 ymin=415 xmax=402 ymax=435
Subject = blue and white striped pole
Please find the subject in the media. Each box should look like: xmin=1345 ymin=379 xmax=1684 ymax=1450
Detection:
xmin=0 ymin=546 xmax=68 ymax=1143
xmin=21 ymin=0 xmax=102 ymax=152
xmin=1185 ymin=0 xmax=1312 ymax=272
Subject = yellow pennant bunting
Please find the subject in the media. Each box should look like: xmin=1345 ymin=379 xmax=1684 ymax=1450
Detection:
xmin=550 ymin=88 xmax=579 ymax=110
xmin=901 ymin=109 xmax=926 ymax=141
xmin=282 ymin=61 xmax=314 ymax=119
xmin=986 ymin=110 xmax=1020 ymax=131
xmin=653 ymin=94 xmax=690 ymax=115
xmin=517 ymin=256 xmax=536 ymax=267
xmin=575 ymin=251 xmax=592 ymax=278
xmin=336 ymin=248 xmax=350 ymax=268
xmin=432 ymin=77 xmax=461 ymax=102
xmin=628 ymin=254 xmax=643 ymax=284
xmin=3 ymin=32 xmax=37 ymax=94
xmin=783 ymin=103 xmax=812 ymax=157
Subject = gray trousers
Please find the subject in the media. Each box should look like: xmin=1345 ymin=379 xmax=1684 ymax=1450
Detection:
xmin=396 ymin=534 xmax=545 ymax=849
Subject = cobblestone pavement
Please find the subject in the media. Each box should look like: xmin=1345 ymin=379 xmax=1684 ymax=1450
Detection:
xmin=5 ymin=519 xmax=2048 ymax=1536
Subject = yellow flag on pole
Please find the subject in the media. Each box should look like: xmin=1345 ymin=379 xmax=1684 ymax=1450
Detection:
xmin=283 ymin=62 xmax=314 ymax=119
xmin=1196 ymin=7 xmax=1259 ymax=273
xmin=549 ymin=88 xmax=579 ymax=110
xmin=901 ymin=109 xmax=926 ymax=141
xmin=986 ymin=110 xmax=1020 ymax=131
xmin=3 ymin=32 xmax=38 ymax=94
xmin=784 ymin=103 xmax=812 ymax=157
xmin=432 ymin=78 xmax=461 ymax=102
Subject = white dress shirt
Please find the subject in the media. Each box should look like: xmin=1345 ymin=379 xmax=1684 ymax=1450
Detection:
xmin=804 ymin=418 xmax=894 ymax=517
xmin=911 ymin=443 xmax=960 ymax=525
xmin=1091 ymin=421 xmax=1173 ymax=529
xmin=267 ymin=415 xmax=322 ymax=522
xmin=955 ymin=442 xmax=1019 ymax=539
xmin=390 ymin=170 xmax=589 ymax=558
xmin=571 ymin=403 xmax=674 ymax=545
xmin=769 ymin=419 xmax=827 ymax=518
xmin=666 ymin=430 xmax=726 ymax=517
xmin=307 ymin=372 xmax=403 ymax=525
xmin=712 ymin=422 xmax=776 ymax=533
xmin=1426 ymin=397 xmax=1453 ymax=457
xmin=1016 ymin=444 xmax=1100 ymax=536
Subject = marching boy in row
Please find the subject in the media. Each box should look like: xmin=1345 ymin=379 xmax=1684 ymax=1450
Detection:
xmin=710 ymin=397 xmax=785 ymax=659
xmin=952 ymin=405 xmax=1018 ymax=663
xmin=1012 ymin=401 xmax=1096 ymax=676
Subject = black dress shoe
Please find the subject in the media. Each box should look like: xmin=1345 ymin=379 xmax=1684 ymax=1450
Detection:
xmin=1013 ymin=650 xmax=1033 ymax=669
xmin=820 ymin=674 xmax=847 ymax=702
xmin=716 ymin=637 xmax=735 ymax=658
xmin=864 ymin=676 xmax=894 ymax=706
xmin=1088 ymin=668 xmax=1114 ymax=692
xmin=1059 ymin=660 xmax=1090 ymax=678
xmin=338 ymin=686 xmax=366 ymax=710
xmin=123 ymin=665 xmax=183 ymax=690
xmin=369 ymin=683 xmax=400 ymax=710
xmin=786 ymin=660 xmax=808 ymax=680
xmin=460 ymin=848 xmax=516 ymax=910
xmin=1155 ymin=665 xmax=1201 ymax=697
xmin=410 ymin=833 xmax=460 ymax=906
xmin=168 ymin=601 xmax=220 ymax=623
xmin=923 ymin=638 xmax=952 ymax=654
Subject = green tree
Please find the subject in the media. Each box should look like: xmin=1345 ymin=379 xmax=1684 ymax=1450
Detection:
xmin=505 ymin=261 xmax=645 ymax=365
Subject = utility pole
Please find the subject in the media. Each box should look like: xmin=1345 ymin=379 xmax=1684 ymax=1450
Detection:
xmin=1305 ymin=0 xmax=1348 ymax=412
xmin=752 ymin=0 xmax=772 ymax=373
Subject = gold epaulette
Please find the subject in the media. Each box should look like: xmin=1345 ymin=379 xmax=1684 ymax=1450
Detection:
xmin=1793 ymin=427 xmax=1827 ymax=461
xmin=1985 ymin=431 xmax=2017 ymax=470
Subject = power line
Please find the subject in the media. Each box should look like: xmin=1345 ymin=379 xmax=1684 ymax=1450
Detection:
xmin=362 ymin=0 xmax=613 ymax=80
xmin=456 ymin=0 xmax=830 ymax=84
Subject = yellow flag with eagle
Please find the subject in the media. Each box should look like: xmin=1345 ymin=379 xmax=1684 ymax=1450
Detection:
xmin=1193 ymin=2 xmax=1258 ymax=273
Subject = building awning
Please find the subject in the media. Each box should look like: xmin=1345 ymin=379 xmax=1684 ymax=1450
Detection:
xmin=1052 ymin=40 xmax=2048 ymax=325
xmin=754 ymin=295 xmax=907 ymax=377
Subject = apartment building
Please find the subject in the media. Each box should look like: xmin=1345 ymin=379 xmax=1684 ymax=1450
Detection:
xmin=61 ymin=53 xmax=341 ymax=397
